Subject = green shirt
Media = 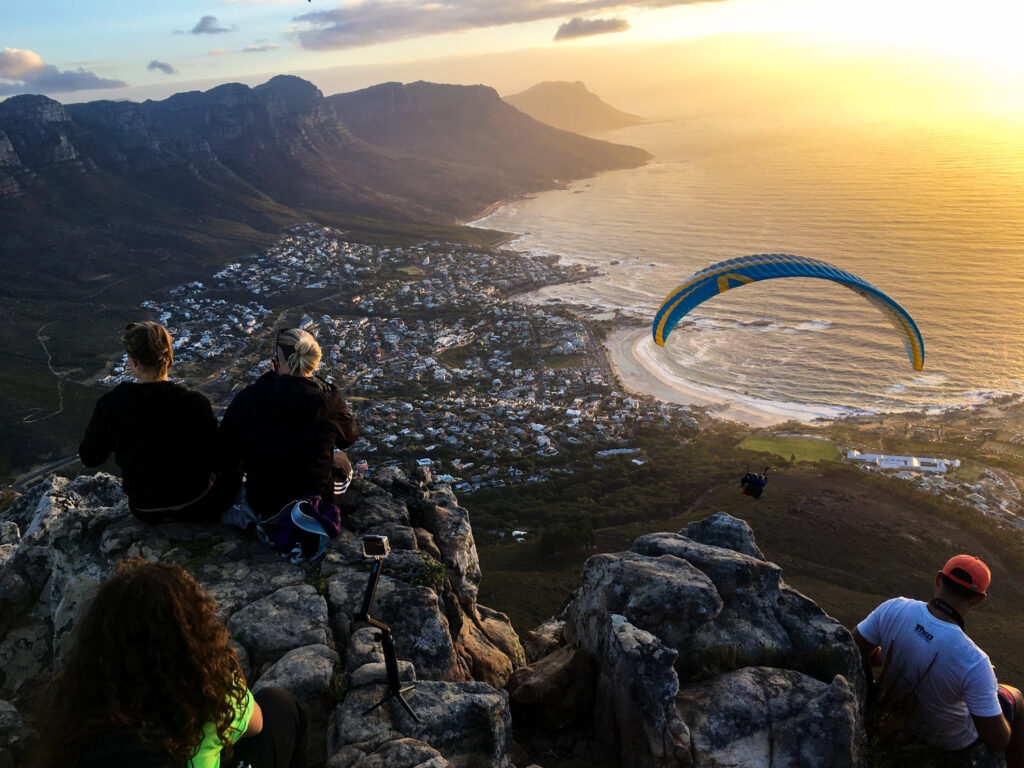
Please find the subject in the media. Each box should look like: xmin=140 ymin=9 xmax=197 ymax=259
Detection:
xmin=188 ymin=688 xmax=254 ymax=768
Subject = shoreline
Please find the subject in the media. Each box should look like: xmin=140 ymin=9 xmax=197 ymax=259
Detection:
xmin=603 ymin=326 xmax=791 ymax=427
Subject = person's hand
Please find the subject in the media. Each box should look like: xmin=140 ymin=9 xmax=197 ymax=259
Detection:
xmin=332 ymin=449 xmax=352 ymax=474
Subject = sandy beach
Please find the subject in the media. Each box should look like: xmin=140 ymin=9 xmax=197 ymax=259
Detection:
xmin=604 ymin=326 xmax=818 ymax=428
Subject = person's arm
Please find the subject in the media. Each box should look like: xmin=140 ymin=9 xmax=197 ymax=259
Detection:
xmin=241 ymin=699 xmax=263 ymax=738
xmin=327 ymin=392 xmax=359 ymax=449
xmin=972 ymin=713 xmax=1011 ymax=752
xmin=79 ymin=395 xmax=114 ymax=467
xmin=852 ymin=628 xmax=881 ymax=669
xmin=966 ymin=661 xmax=1011 ymax=751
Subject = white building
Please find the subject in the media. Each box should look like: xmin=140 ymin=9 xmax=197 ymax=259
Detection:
xmin=846 ymin=450 xmax=960 ymax=473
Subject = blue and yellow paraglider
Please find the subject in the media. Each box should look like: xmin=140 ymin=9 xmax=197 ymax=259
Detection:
xmin=652 ymin=254 xmax=924 ymax=370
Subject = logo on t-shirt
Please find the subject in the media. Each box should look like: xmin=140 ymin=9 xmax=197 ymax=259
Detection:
xmin=914 ymin=623 xmax=934 ymax=642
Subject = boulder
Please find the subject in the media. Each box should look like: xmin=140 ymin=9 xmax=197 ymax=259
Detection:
xmin=254 ymin=643 xmax=341 ymax=766
xmin=506 ymin=646 xmax=595 ymax=729
xmin=227 ymin=584 xmax=330 ymax=669
xmin=523 ymin=513 xmax=866 ymax=768
xmin=684 ymin=512 xmax=765 ymax=560
xmin=327 ymin=737 xmax=454 ymax=768
xmin=330 ymin=680 xmax=512 ymax=768
xmin=674 ymin=666 xmax=863 ymax=768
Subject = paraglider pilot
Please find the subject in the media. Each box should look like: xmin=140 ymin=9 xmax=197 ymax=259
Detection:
xmin=741 ymin=466 xmax=769 ymax=499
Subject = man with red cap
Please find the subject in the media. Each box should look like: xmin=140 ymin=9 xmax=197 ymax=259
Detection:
xmin=852 ymin=555 xmax=1023 ymax=766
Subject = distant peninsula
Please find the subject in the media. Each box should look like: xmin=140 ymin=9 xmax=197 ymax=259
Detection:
xmin=503 ymin=81 xmax=646 ymax=135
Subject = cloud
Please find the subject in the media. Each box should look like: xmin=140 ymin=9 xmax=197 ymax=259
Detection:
xmin=0 ymin=48 xmax=46 ymax=79
xmin=294 ymin=0 xmax=725 ymax=50
xmin=0 ymin=47 xmax=126 ymax=96
xmin=554 ymin=16 xmax=630 ymax=40
xmin=191 ymin=15 xmax=231 ymax=34
xmin=242 ymin=43 xmax=279 ymax=53
xmin=208 ymin=49 xmax=228 ymax=56
xmin=147 ymin=60 xmax=177 ymax=75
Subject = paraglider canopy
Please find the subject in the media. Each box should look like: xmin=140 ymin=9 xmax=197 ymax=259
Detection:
xmin=652 ymin=254 xmax=924 ymax=371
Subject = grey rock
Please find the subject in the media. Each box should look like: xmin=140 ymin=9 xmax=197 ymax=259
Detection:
xmin=684 ymin=512 xmax=765 ymax=560
xmin=331 ymin=680 xmax=512 ymax=768
xmin=0 ymin=623 xmax=51 ymax=699
xmin=596 ymin=615 xmax=687 ymax=768
xmin=523 ymin=618 xmax=565 ymax=663
xmin=507 ymin=646 xmax=594 ymax=730
xmin=254 ymin=643 xmax=341 ymax=766
xmin=50 ymin=547 xmax=106 ymax=667
xmin=351 ymin=661 xmax=416 ymax=687
xmin=632 ymin=531 xmax=860 ymax=689
xmin=329 ymin=570 xmax=458 ymax=681
xmin=675 ymin=666 xmax=863 ymax=768
xmin=228 ymin=584 xmax=329 ymax=667
xmin=414 ymin=527 xmax=442 ymax=560
xmin=327 ymin=737 xmax=453 ymax=768
xmin=420 ymin=499 xmax=480 ymax=611
xmin=0 ymin=700 xmax=24 ymax=750
xmin=347 ymin=627 xmax=385 ymax=670
xmin=195 ymin=559 xmax=305 ymax=619
xmin=564 ymin=551 xmax=723 ymax=666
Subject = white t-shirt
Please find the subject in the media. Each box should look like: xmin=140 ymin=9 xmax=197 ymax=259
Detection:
xmin=857 ymin=597 xmax=1002 ymax=750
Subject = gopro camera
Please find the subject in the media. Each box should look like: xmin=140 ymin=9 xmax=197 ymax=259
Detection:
xmin=362 ymin=534 xmax=390 ymax=559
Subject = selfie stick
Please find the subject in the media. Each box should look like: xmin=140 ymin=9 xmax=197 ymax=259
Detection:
xmin=353 ymin=548 xmax=420 ymax=723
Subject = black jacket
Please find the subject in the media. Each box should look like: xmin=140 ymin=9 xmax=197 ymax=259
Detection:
xmin=79 ymin=382 xmax=219 ymax=510
xmin=220 ymin=372 xmax=358 ymax=518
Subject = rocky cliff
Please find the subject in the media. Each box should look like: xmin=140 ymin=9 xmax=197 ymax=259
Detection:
xmin=3 ymin=473 xmax=987 ymax=767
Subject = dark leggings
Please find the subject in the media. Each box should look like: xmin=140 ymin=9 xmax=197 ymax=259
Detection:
xmin=228 ymin=687 xmax=307 ymax=768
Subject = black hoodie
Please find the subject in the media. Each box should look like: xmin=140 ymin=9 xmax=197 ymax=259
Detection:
xmin=219 ymin=372 xmax=358 ymax=517
xmin=79 ymin=381 xmax=219 ymax=510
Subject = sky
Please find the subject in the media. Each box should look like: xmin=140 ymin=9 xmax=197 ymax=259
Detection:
xmin=4 ymin=0 xmax=1024 ymax=117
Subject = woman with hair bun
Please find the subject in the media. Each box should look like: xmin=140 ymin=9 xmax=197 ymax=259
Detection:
xmin=220 ymin=327 xmax=358 ymax=520
xmin=79 ymin=322 xmax=238 ymax=523
xmin=31 ymin=558 xmax=305 ymax=768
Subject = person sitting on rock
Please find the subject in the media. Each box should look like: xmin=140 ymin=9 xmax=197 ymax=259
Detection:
xmin=740 ymin=466 xmax=769 ymax=499
xmin=220 ymin=327 xmax=358 ymax=521
xmin=31 ymin=558 xmax=305 ymax=768
xmin=79 ymin=321 xmax=239 ymax=523
xmin=852 ymin=555 xmax=1024 ymax=767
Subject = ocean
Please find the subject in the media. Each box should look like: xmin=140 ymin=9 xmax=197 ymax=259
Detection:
xmin=471 ymin=114 xmax=1024 ymax=422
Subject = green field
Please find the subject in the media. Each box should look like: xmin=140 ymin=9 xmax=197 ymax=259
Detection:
xmin=739 ymin=434 xmax=841 ymax=463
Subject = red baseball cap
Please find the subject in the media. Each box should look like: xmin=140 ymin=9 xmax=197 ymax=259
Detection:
xmin=941 ymin=555 xmax=991 ymax=595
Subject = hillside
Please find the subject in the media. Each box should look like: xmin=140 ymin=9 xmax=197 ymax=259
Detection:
xmin=503 ymin=81 xmax=646 ymax=135
xmin=479 ymin=452 xmax=1024 ymax=683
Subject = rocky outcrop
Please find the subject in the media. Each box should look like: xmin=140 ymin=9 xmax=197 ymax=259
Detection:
xmin=5 ymin=476 xmax=955 ymax=768
xmin=509 ymin=512 xmax=867 ymax=768
xmin=0 ymin=468 xmax=522 ymax=767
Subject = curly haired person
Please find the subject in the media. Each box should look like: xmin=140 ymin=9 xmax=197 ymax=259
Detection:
xmin=31 ymin=559 xmax=305 ymax=768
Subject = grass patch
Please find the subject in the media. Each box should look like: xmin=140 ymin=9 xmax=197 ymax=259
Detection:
xmin=740 ymin=435 xmax=840 ymax=463
xmin=397 ymin=266 xmax=427 ymax=278
xmin=545 ymin=354 xmax=585 ymax=370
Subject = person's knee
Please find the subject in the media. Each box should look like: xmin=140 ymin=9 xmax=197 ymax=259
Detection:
xmin=254 ymin=686 xmax=303 ymax=729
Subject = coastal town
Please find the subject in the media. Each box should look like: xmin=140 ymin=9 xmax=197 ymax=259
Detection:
xmin=91 ymin=223 xmax=1023 ymax=531
xmin=99 ymin=224 xmax=699 ymax=497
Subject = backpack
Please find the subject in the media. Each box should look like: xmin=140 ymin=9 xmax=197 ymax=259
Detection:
xmin=256 ymin=495 xmax=342 ymax=564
